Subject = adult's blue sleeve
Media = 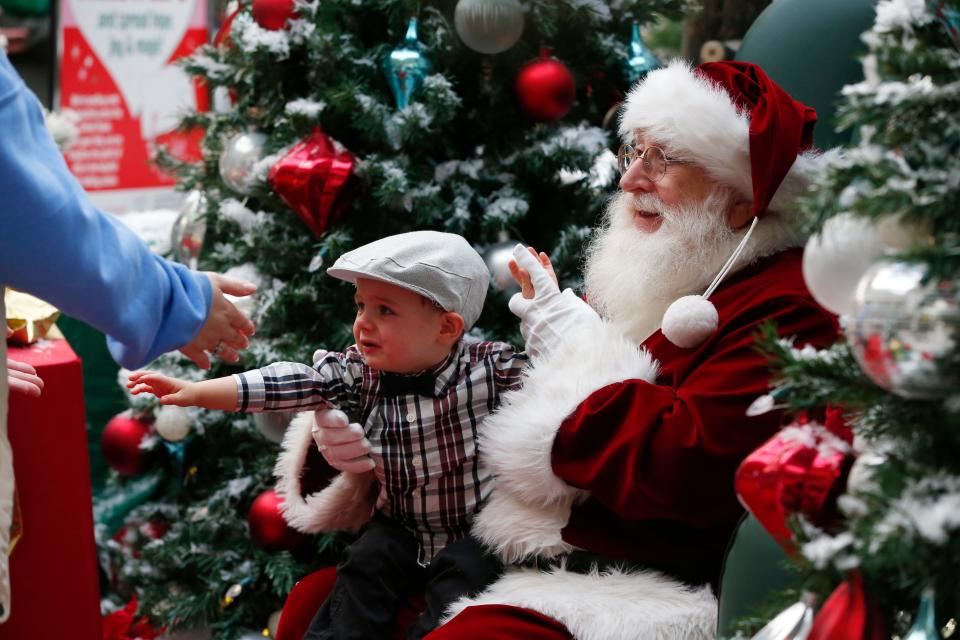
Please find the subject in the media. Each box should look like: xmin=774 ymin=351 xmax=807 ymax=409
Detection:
xmin=0 ymin=51 xmax=212 ymax=369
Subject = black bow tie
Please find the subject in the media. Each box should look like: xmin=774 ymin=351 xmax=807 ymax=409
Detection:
xmin=379 ymin=372 xmax=437 ymax=397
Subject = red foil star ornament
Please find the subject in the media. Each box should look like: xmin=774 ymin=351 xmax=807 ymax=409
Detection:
xmin=268 ymin=129 xmax=355 ymax=237
xmin=735 ymin=420 xmax=853 ymax=550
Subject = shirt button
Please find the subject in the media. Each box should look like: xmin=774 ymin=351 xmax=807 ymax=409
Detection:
xmin=412 ymin=456 xmax=422 ymax=467
xmin=406 ymin=413 xmax=416 ymax=423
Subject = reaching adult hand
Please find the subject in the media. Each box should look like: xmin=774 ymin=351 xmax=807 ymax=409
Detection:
xmin=179 ymin=272 xmax=257 ymax=369
xmin=312 ymin=408 xmax=375 ymax=474
xmin=8 ymin=359 xmax=43 ymax=397
xmin=507 ymin=244 xmax=602 ymax=361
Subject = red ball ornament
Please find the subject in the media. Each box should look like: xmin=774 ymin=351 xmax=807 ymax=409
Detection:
xmin=251 ymin=0 xmax=296 ymax=31
xmin=248 ymin=489 xmax=304 ymax=551
xmin=268 ymin=128 xmax=355 ymax=237
xmin=515 ymin=49 xmax=576 ymax=121
xmin=101 ymin=414 xmax=152 ymax=476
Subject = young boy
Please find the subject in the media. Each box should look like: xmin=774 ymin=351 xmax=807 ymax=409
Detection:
xmin=128 ymin=231 xmax=528 ymax=640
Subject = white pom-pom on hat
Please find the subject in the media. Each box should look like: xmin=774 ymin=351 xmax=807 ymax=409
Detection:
xmin=662 ymin=295 xmax=719 ymax=349
xmin=661 ymin=217 xmax=759 ymax=349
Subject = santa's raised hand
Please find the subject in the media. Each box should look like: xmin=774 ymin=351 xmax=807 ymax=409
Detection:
xmin=508 ymin=244 xmax=602 ymax=361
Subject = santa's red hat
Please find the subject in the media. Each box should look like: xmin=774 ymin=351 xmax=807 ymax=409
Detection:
xmin=619 ymin=60 xmax=819 ymax=217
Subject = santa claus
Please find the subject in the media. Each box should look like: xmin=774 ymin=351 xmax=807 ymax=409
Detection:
xmin=274 ymin=60 xmax=840 ymax=640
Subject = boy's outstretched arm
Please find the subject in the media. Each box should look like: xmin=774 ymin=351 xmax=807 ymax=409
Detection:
xmin=127 ymin=371 xmax=238 ymax=410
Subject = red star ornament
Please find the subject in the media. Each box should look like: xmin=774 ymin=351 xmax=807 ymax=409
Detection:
xmin=268 ymin=128 xmax=355 ymax=237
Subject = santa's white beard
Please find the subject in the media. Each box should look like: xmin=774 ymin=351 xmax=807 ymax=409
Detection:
xmin=584 ymin=188 xmax=747 ymax=344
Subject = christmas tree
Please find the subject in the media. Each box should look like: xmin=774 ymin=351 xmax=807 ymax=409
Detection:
xmin=96 ymin=1 xmax=688 ymax=636
xmin=737 ymin=0 xmax=960 ymax=636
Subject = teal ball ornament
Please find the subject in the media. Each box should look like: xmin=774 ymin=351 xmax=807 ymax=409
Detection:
xmin=382 ymin=18 xmax=432 ymax=110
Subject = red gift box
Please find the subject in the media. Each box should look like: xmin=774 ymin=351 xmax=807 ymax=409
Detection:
xmin=2 ymin=339 xmax=102 ymax=639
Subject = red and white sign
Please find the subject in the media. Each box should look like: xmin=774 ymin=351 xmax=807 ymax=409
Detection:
xmin=57 ymin=0 xmax=209 ymax=212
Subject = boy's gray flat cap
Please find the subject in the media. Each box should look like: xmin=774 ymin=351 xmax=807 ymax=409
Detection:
xmin=327 ymin=231 xmax=489 ymax=329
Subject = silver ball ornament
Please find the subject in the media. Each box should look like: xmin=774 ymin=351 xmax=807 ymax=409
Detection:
xmin=253 ymin=411 xmax=296 ymax=443
xmin=454 ymin=0 xmax=524 ymax=55
xmin=845 ymin=260 xmax=959 ymax=399
xmin=483 ymin=240 xmax=521 ymax=295
xmin=170 ymin=190 xmax=207 ymax=270
xmin=219 ymin=131 xmax=268 ymax=194
xmin=803 ymin=213 xmax=921 ymax=316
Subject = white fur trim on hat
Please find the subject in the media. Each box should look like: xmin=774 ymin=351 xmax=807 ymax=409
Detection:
xmin=618 ymin=59 xmax=820 ymax=215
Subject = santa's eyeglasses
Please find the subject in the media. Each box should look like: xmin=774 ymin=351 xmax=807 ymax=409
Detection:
xmin=616 ymin=144 xmax=691 ymax=182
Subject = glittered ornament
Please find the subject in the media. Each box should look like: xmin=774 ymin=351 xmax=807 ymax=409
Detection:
xmin=623 ymin=22 xmax=661 ymax=86
xmin=845 ymin=260 xmax=959 ymax=399
xmin=454 ymin=0 xmax=524 ymax=55
xmin=751 ymin=591 xmax=817 ymax=640
xmin=515 ymin=49 xmax=575 ymax=121
xmin=253 ymin=411 xmax=295 ymax=443
xmin=483 ymin=238 xmax=522 ymax=295
xmin=219 ymin=131 xmax=268 ymax=194
xmin=170 ymin=190 xmax=207 ymax=270
xmin=382 ymin=18 xmax=432 ymax=110
xmin=267 ymin=128 xmax=355 ymax=237
xmin=252 ymin=0 xmax=296 ymax=30
xmin=808 ymin=571 xmax=888 ymax=640
xmin=102 ymin=414 xmax=152 ymax=476
xmin=248 ymin=489 xmax=304 ymax=551
xmin=154 ymin=405 xmax=191 ymax=442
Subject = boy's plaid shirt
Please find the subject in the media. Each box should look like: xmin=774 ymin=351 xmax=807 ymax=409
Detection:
xmin=233 ymin=340 xmax=527 ymax=561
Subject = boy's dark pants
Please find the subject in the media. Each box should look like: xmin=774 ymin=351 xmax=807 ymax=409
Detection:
xmin=303 ymin=514 xmax=502 ymax=640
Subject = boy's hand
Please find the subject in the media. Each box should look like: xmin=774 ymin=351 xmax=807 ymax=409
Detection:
xmin=312 ymin=408 xmax=375 ymax=474
xmin=8 ymin=359 xmax=43 ymax=397
xmin=127 ymin=370 xmax=195 ymax=406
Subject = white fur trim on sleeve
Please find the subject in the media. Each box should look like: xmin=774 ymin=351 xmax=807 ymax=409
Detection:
xmin=443 ymin=565 xmax=717 ymax=640
xmin=480 ymin=321 xmax=659 ymax=509
xmin=471 ymin=484 xmax=577 ymax=563
xmin=273 ymin=411 xmax=376 ymax=533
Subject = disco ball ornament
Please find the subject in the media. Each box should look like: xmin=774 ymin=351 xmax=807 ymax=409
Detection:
xmin=219 ymin=131 xmax=268 ymax=194
xmin=252 ymin=411 xmax=296 ymax=443
xmin=170 ymin=190 xmax=207 ymax=270
xmin=623 ymin=22 xmax=661 ymax=86
xmin=382 ymin=18 xmax=432 ymax=110
xmin=515 ymin=50 xmax=576 ymax=121
xmin=845 ymin=260 xmax=960 ymax=399
xmin=454 ymin=0 xmax=524 ymax=55
xmin=483 ymin=239 xmax=521 ymax=295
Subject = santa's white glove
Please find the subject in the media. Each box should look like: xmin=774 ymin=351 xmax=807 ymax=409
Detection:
xmin=508 ymin=244 xmax=602 ymax=362
xmin=311 ymin=408 xmax=375 ymax=473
